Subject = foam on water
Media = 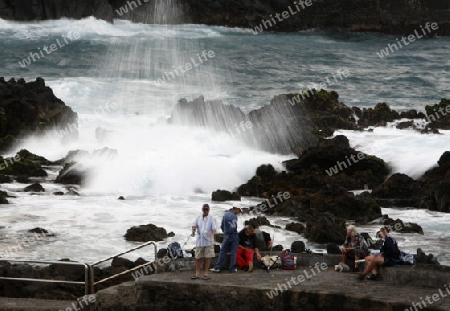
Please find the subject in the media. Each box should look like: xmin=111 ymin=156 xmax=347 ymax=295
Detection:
xmin=336 ymin=127 xmax=450 ymax=178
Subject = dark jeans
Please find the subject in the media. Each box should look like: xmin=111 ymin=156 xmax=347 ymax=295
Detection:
xmin=213 ymin=233 xmax=239 ymax=272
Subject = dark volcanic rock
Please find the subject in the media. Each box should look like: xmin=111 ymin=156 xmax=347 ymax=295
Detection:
xmin=425 ymin=99 xmax=450 ymax=130
xmin=0 ymin=78 xmax=77 ymax=151
xmin=1 ymin=0 xmax=449 ymax=37
xmin=24 ymin=183 xmax=45 ymax=192
xmin=285 ymin=222 xmax=305 ymax=234
xmin=0 ymin=175 xmax=12 ymax=183
xmin=358 ymin=103 xmax=400 ymax=127
xmin=28 ymin=227 xmax=48 ymax=234
xmin=308 ymin=185 xmax=382 ymax=224
xmin=383 ymin=218 xmax=424 ymax=234
xmin=211 ymin=189 xmax=241 ymax=202
xmin=304 ymin=209 xmax=346 ymax=244
xmin=396 ymin=121 xmax=414 ymax=129
xmin=419 ymin=151 xmax=450 ymax=212
xmin=0 ymin=150 xmax=48 ymax=177
xmin=317 ymin=135 xmax=350 ymax=149
xmin=0 ymin=190 xmax=8 ymax=204
xmin=124 ymin=224 xmax=168 ymax=242
xmin=55 ymin=163 xmax=86 ymax=185
xmin=372 ymin=173 xmax=421 ymax=207
xmin=0 ymin=0 xmax=114 ymax=21
xmin=244 ymin=216 xmax=271 ymax=228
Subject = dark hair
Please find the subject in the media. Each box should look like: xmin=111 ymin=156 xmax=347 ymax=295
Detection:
xmin=247 ymin=223 xmax=258 ymax=229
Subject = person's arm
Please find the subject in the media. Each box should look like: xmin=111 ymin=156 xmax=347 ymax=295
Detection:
xmin=192 ymin=218 xmax=198 ymax=233
xmin=211 ymin=216 xmax=217 ymax=234
xmin=381 ymin=237 xmax=394 ymax=258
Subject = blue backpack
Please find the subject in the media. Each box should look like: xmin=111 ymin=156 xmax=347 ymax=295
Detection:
xmin=167 ymin=242 xmax=183 ymax=259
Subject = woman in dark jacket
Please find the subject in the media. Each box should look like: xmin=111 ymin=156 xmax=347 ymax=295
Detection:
xmin=357 ymin=227 xmax=400 ymax=280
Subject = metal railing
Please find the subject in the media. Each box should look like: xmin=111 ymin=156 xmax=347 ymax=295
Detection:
xmin=89 ymin=241 xmax=157 ymax=293
xmin=0 ymin=259 xmax=90 ymax=295
xmin=0 ymin=240 xmax=158 ymax=295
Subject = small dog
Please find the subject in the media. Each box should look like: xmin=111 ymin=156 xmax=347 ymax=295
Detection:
xmin=334 ymin=262 xmax=351 ymax=272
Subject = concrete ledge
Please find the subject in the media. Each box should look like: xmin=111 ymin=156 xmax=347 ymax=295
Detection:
xmin=381 ymin=265 xmax=450 ymax=288
xmin=91 ymin=268 xmax=450 ymax=310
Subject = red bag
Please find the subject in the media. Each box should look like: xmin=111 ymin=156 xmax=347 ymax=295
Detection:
xmin=281 ymin=250 xmax=296 ymax=270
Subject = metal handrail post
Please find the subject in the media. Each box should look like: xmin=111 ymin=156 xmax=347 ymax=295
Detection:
xmin=89 ymin=241 xmax=157 ymax=293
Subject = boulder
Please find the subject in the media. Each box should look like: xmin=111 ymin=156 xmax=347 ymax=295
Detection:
xmin=211 ymin=189 xmax=241 ymax=202
xmin=285 ymin=222 xmax=305 ymax=234
xmin=0 ymin=151 xmax=48 ymax=177
xmin=358 ymin=103 xmax=400 ymax=127
xmin=244 ymin=216 xmax=271 ymax=228
xmin=55 ymin=163 xmax=86 ymax=185
xmin=24 ymin=183 xmax=45 ymax=192
xmin=304 ymin=209 xmax=346 ymax=244
xmin=308 ymin=185 xmax=382 ymax=224
xmin=124 ymin=224 xmax=168 ymax=242
xmin=372 ymin=173 xmax=421 ymax=207
xmin=111 ymin=257 xmax=134 ymax=269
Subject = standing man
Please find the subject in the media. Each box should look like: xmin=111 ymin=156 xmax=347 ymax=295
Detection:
xmin=237 ymin=224 xmax=261 ymax=272
xmin=191 ymin=204 xmax=217 ymax=280
xmin=210 ymin=206 xmax=241 ymax=273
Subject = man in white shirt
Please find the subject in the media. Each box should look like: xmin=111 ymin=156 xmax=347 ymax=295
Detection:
xmin=191 ymin=204 xmax=217 ymax=280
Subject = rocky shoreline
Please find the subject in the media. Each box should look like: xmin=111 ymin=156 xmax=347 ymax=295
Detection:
xmin=0 ymin=78 xmax=449 ymax=301
xmin=0 ymin=0 xmax=449 ymax=36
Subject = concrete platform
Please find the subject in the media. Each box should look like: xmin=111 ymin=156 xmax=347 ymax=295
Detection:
xmin=0 ymin=297 xmax=76 ymax=311
xmin=92 ymin=266 xmax=450 ymax=310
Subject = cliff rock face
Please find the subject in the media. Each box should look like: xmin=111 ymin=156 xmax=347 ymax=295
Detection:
xmin=0 ymin=0 xmax=114 ymax=21
xmin=0 ymin=77 xmax=77 ymax=151
xmin=0 ymin=0 xmax=449 ymax=35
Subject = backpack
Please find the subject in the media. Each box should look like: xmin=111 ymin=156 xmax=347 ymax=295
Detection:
xmin=291 ymin=241 xmax=305 ymax=253
xmin=167 ymin=242 xmax=184 ymax=259
xmin=281 ymin=250 xmax=296 ymax=270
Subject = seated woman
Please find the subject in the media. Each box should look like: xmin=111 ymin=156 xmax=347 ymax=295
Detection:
xmin=357 ymin=227 xmax=401 ymax=280
xmin=341 ymin=225 xmax=369 ymax=272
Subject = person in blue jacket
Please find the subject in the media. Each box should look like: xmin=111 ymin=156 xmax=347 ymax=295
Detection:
xmin=357 ymin=227 xmax=400 ymax=280
xmin=210 ymin=206 xmax=242 ymax=273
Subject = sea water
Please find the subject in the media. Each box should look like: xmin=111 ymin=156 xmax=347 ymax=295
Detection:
xmin=0 ymin=17 xmax=449 ymax=264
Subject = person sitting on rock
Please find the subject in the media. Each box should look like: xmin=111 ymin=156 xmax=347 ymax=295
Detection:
xmin=341 ymin=225 xmax=369 ymax=272
xmin=237 ymin=224 xmax=262 ymax=272
xmin=357 ymin=227 xmax=400 ymax=280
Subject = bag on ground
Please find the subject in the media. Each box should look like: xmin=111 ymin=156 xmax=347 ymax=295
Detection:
xmin=281 ymin=250 xmax=296 ymax=270
xmin=167 ymin=242 xmax=184 ymax=259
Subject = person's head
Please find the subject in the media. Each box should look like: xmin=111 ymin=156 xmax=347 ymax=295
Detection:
xmin=246 ymin=223 xmax=257 ymax=234
xmin=379 ymin=227 xmax=389 ymax=238
xmin=231 ymin=206 xmax=242 ymax=214
xmin=202 ymin=204 xmax=210 ymax=215
xmin=346 ymin=225 xmax=357 ymax=237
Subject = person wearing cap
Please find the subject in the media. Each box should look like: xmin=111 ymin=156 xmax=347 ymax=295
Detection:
xmin=210 ymin=206 xmax=241 ymax=273
xmin=191 ymin=204 xmax=217 ymax=280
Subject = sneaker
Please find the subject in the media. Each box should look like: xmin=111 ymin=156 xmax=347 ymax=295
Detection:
xmin=229 ymin=268 xmax=237 ymax=273
xmin=209 ymin=268 xmax=220 ymax=273
xmin=367 ymin=274 xmax=379 ymax=280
